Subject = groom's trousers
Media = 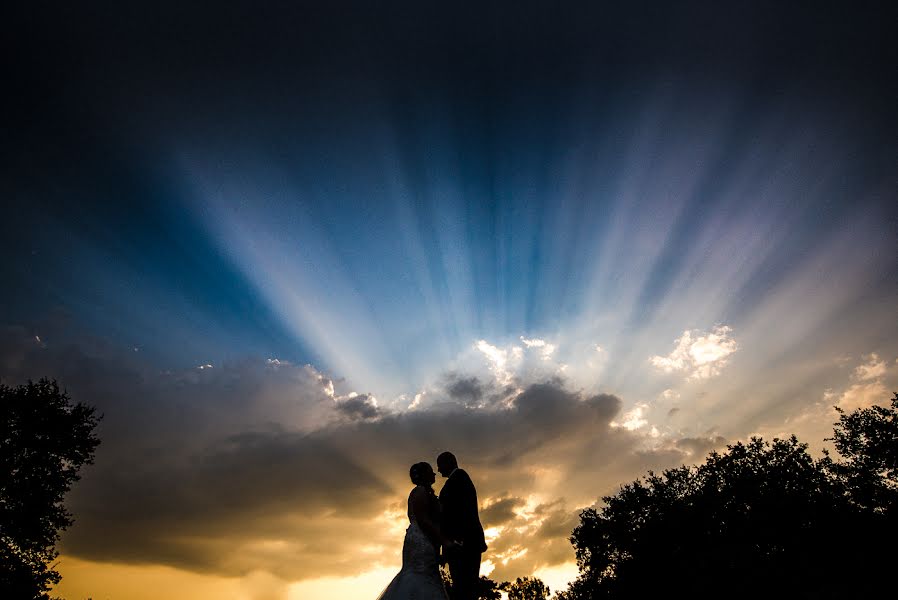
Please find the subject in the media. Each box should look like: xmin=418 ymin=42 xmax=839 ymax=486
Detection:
xmin=447 ymin=550 xmax=481 ymax=600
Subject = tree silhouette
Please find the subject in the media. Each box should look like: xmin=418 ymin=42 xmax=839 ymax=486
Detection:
xmin=827 ymin=391 xmax=898 ymax=513
xmin=501 ymin=576 xmax=550 ymax=600
xmin=440 ymin=566 xmax=503 ymax=600
xmin=475 ymin=575 xmax=504 ymax=600
xmin=1 ymin=379 xmax=101 ymax=599
xmin=821 ymin=391 xmax=898 ymax=590
xmin=560 ymin=392 xmax=898 ymax=599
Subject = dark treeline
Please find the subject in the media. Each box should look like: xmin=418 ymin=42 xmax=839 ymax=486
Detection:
xmin=554 ymin=393 xmax=898 ymax=600
xmin=471 ymin=392 xmax=897 ymax=600
xmin=440 ymin=571 xmax=550 ymax=600
xmin=0 ymin=380 xmax=101 ymax=600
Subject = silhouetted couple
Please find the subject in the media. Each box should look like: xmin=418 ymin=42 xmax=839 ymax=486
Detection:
xmin=376 ymin=452 xmax=487 ymax=600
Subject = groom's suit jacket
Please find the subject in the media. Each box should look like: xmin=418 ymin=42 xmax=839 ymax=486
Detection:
xmin=439 ymin=468 xmax=487 ymax=553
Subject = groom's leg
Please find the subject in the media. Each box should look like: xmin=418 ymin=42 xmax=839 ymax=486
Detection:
xmin=447 ymin=551 xmax=481 ymax=600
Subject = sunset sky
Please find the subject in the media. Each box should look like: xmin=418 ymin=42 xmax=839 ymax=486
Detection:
xmin=3 ymin=2 xmax=897 ymax=599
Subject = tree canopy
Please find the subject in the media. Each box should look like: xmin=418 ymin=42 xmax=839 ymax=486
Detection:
xmin=502 ymin=575 xmax=551 ymax=600
xmin=441 ymin=567 xmax=549 ymax=600
xmin=828 ymin=392 xmax=898 ymax=513
xmin=560 ymin=392 xmax=898 ymax=599
xmin=1 ymin=379 xmax=101 ymax=599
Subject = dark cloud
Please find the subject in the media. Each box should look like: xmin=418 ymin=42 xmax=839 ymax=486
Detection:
xmin=533 ymin=501 xmax=581 ymax=541
xmin=64 ymin=429 xmax=394 ymax=577
xmin=480 ymin=496 xmax=525 ymax=527
xmin=484 ymin=498 xmax=582 ymax=581
xmin=445 ymin=375 xmax=484 ymax=406
xmin=335 ymin=394 xmax=382 ymax=421
xmin=0 ymin=328 xmax=716 ymax=581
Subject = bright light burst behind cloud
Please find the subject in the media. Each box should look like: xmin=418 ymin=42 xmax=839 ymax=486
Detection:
xmin=180 ymin=83 xmax=895 ymax=410
xmin=650 ymin=325 xmax=738 ymax=380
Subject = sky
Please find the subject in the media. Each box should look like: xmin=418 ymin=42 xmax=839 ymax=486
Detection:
xmin=2 ymin=2 xmax=897 ymax=599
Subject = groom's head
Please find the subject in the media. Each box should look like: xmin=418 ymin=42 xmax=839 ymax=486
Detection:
xmin=437 ymin=451 xmax=458 ymax=477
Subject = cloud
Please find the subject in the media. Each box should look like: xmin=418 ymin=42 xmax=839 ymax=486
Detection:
xmin=611 ymin=403 xmax=649 ymax=431
xmin=445 ymin=375 xmax=484 ymax=406
xmin=520 ymin=337 xmax=557 ymax=361
xmin=837 ymin=380 xmax=889 ymax=412
xmin=335 ymin=393 xmax=382 ymax=421
xmin=853 ymin=353 xmax=887 ymax=381
xmin=467 ymin=338 xmax=571 ymax=392
xmin=836 ymin=353 xmax=893 ymax=411
xmin=659 ymin=388 xmax=680 ymax=401
xmin=475 ymin=340 xmax=513 ymax=386
xmin=748 ymin=353 xmax=896 ymax=449
xmin=480 ymin=496 xmax=526 ymax=527
xmin=484 ymin=497 xmax=582 ymax=581
xmin=0 ymin=327 xmax=742 ymax=584
xmin=673 ymin=435 xmax=728 ymax=459
xmin=650 ymin=325 xmax=737 ymax=380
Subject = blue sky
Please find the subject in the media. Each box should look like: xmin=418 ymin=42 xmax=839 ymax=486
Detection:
xmin=8 ymin=82 xmax=894 ymax=400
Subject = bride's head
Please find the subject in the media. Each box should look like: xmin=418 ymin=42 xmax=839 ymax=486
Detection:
xmin=409 ymin=462 xmax=436 ymax=487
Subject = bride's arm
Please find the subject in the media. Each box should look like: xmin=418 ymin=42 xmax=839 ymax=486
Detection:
xmin=410 ymin=488 xmax=448 ymax=547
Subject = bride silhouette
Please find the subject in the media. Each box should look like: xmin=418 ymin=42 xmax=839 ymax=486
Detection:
xmin=375 ymin=462 xmax=450 ymax=600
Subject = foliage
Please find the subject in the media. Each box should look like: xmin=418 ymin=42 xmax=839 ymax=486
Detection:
xmin=1 ymin=379 xmax=101 ymax=599
xmin=560 ymin=391 xmax=898 ymax=599
xmin=440 ymin=566 xmax=503 ymax=600
xmin=827 ymin=392 xmax=898 ymax=512
xmin=475 ymin=575 xmax=504 ymax=600
xmin=501 ymin=575 xmax=550 ymax=600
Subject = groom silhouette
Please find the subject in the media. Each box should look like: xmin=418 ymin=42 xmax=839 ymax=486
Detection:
xmin=437 ymin=451 xmax=487 ymax=600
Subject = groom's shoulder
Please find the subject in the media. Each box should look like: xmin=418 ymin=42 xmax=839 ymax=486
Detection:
xmin=456 ymin=468 xmax=475 ymax=485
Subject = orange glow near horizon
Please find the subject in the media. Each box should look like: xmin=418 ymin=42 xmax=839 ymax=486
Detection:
xmin=54 ymin=554 xmax=581 ymax=600
xmin=53 ymin=556 xmax=407 ymax=600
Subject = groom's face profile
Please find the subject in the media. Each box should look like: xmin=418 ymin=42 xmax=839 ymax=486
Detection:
xmin=436 ymin=452 xmax=456 ymax=478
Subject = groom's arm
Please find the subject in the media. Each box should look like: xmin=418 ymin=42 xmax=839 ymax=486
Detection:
xmin=441 ymin=480 xmax=466 ymax=545
xmin=460 ymin=472 xmax=487 ymax=551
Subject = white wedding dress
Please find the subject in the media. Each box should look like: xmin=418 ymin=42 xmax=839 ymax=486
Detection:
xmin=375 ymin=486 xmax=449 ymax=600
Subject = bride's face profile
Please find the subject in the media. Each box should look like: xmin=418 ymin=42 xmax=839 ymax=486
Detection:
xmin=411 ymin=462 xmax=436 ymax=487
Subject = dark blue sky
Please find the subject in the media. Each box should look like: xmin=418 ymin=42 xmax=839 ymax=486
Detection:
xmin=3 ymin=1 xmax=896 ymax=390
